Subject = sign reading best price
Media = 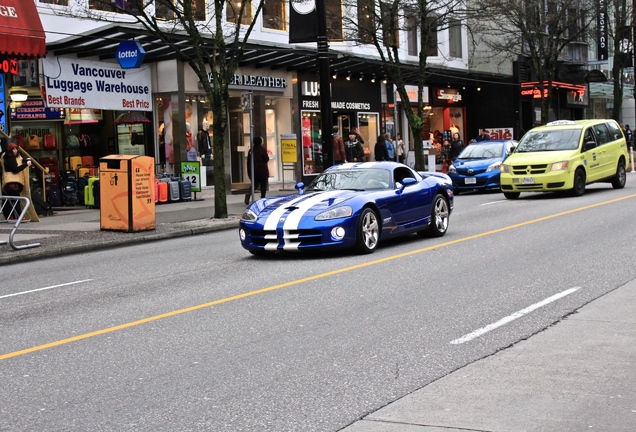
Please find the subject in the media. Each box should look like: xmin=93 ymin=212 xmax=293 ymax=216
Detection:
xmin=42 ymin=56 xmax=152 ymax=111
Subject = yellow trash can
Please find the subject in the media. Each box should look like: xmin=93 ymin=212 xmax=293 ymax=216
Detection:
xmin=99 ymin=155 xmax=155 ymax=232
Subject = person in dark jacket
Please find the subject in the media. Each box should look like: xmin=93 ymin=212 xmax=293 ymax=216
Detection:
xmin=332 ymin=126 xmax=347 ymax=164
xmin=1 ymin=142 xmax=32 ymax=220
xmin=450 ymin=132 xmax=465 ymax=160
xmin=345 ymin=132 xmax=365 ymax=163
xmin=374 ymin=134 xmax=390 ymax=161
xmin=245 ymin=136 xmax=270 ymax=205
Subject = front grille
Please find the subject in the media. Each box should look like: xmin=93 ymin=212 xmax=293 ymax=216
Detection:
xmin=284 ymin=229 xmax=323 ymax=246
xmin=250 ymin=229 xmax=323 ymax=247
xmin=458 ymin=168 xmax=486 ymax=176
xmin=511 ymin=164 xmax=549 ymax=175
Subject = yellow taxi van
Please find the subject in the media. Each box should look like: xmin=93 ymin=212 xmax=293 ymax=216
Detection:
xmin=500 ymin=119 xmax=628 ymax=199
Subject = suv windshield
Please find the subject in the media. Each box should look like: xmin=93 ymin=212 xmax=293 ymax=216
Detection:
xmin=516 ymin=129 xmax=582 ymax=152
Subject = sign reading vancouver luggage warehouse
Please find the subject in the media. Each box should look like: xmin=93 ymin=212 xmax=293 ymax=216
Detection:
xmin=42 ymin=56 xmax=151 ymax=111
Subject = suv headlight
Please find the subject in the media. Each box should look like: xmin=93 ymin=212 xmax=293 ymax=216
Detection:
xmin=448 ymin=165 xmax=456 ymax=174
xmin=551 ymin=161 xmax=569 ymax=171
xmin=500 ymin=163 xmax=510 ymax=173
xmin=316 ymin=206 xmax=352 ymax=221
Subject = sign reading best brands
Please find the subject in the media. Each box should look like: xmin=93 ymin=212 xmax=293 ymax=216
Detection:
xmin=42 ymin=56 xmax=152 ymax=111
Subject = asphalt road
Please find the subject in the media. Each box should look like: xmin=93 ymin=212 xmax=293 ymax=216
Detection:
xmin=1 ymin=182 xmax=635 ymax=431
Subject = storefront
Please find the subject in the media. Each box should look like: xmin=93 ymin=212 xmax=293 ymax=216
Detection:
xmin=158 ymin=64 xmax=294 ymax=188
xmin=428 ymin=87 xmax=467 ymax=144
xmin=298 ymin=73 xmax=382 ymax=176
xmin=520 ymin=81 xmax=588 ymax=129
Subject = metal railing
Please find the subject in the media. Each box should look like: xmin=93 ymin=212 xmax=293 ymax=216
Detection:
xmin=0 ymin=196 xmax=40 ymax=250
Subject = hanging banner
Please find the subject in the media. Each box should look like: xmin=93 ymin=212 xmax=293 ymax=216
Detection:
xmin=289 ymin=0 xmax=318 ymax=43
xmin=41 ymin=56 xmax=152 ymax=111
xmin=597 ymin=0 xmax=608 ymax=61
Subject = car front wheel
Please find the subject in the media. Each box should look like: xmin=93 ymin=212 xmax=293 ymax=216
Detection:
xmin=355 ymin=208 xmax=380 ymax=254
xmin=571 ymin=168 xmax=586 ymax=197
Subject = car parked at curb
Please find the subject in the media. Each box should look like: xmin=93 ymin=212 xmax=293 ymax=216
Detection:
xmin=239 ymin=162 xmax=454 ymax=255
xmin=500 ymin=119 xmax=628 ymax=199
xmin=447 ymin=140 xmax=517 ymax=193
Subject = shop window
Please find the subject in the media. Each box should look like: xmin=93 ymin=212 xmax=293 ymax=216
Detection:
xmin=301 ymin=112 xmax=323 ymax=175
xmin=326 ymin=0 xmax=343 ymax=41
xmin=263 ymin=0 xmax=286 ymax=30
xmin=226 ymin=0 xmax=253 ymax=24
xmin=357 ymin=113 xmax=379 ymax=161
xmin=357 ymin=0 xmax=375 ymax=45
xmin=448 ymin=19 xmax=462 ymax=58
xmin=380 ymin=2 xmax=399 ymax=48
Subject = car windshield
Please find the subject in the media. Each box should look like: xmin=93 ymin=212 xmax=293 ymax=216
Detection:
xmin=306 ymin=168 xmax=391 ymax=191
xmin=515 ymin=129 xmax=582 ymax=152
xmin=458 ymin=142 xmax=504 ymax=159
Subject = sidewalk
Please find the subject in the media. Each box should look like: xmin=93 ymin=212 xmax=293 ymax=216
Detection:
xmin=342 ymin=280 xmax=636 ymax=432
xmin=0 ymin=186 xmax=284 ymax=266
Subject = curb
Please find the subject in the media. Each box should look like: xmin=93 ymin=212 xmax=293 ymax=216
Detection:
xmin=0 ymin=220 xmax=239 ymax=267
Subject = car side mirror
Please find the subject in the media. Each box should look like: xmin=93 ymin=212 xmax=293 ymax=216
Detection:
xmin=397 ymin=177 xmax=416 ymax=193
xmin=295 ymin=182 xmax=305 ymax=195
xmin=583 ymin=141 xmax=596 ymax=152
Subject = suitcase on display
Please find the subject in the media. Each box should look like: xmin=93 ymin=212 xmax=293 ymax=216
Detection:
xmin=81 ymin=156 xmax=94 ymax=167
xmin=78 ymin=167 xmax=90 ymax=178
xmin=39 ymin=158 xmax=60 ymax=187
xmin=179 ymin=178 xmax=192 ymax=201
xmin=85 ymin=177 xmax=100 ymax=208
xmin=77 ymin=176 xmax=89 ymax=206
xmin=65 ymin=156 xmax=82 ymax=173
xmin=168 ymin=179 xmax=180 ymax=202
xmin=158 ymin=181 xmax=168 ymax=203
xmin=32 ymin=193 xmax=53 ymax=216
xmin=62 ymin=179 xmax=79 ymax=206
xmin=47 ymin=187 xmax=63 ymax=207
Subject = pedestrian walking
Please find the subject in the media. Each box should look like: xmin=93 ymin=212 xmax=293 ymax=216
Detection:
xmin=345 ymin=131 xmax=364 ymax=163
xmin=374 ymin=134 xmax=389 ymax=161
xmin=332 ymin=126 xmax=347 ymax=164
xmin=244 ymin=136 xmax=269 ymax=205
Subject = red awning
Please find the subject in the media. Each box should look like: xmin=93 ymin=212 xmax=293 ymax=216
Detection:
xmin=0 ymin=0 xmax=46 ymax=58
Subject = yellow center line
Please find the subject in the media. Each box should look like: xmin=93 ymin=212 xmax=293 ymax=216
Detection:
xmin=2 ymin=193 xmax=634 ymax=361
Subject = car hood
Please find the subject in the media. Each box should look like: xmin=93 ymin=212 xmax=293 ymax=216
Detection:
xmin=453 ymin=157 xmax=500 ymax=170
xmin=505 ymin=150 xmax=575 ymax=165
xmin=253 ymin=190 xmax=365 ymax=217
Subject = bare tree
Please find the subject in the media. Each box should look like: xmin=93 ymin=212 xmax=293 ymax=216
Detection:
xmin=53 ymin=0 xmax=265 ymax=218
xmin=472 ymin=0 xmax=595 ymax=124
xmin=340 ymin=0 xmax=466 ymax=170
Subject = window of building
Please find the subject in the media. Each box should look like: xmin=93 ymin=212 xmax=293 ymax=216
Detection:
xmin=406 ymin=14 xmax=418 ymax=56
xmin=263 ymin=0 xmax=286 ymax=30
xmin=357 ymin=0 xmax=375 ymax=44
xmin=424 ymin=17 xmax=438 ymax=57
xmin=89 ymin=0 xmax=140 ymax=14
xmin=448 ymin=19 xmax=462 ymax=58
xmin=326 ymin=0 xmax=343 ymax=41
xmin=39 ymin=0 xmax=69 ymax=5
xmin=155 ymin=1 xmax=205 ymax=21
xmin=226 ymin=0 xmax=253 ymax=24
xmin=380 ymin=2 xmax=399 ymax=48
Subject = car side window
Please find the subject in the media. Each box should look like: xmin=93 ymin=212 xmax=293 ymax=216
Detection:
xmin=606 ymin=121 xmax=623 ymax=141
xmin=593 ymin=124 xmax=611 ymax=145
xmin=393 ymin=167 xmax=415 ymax=187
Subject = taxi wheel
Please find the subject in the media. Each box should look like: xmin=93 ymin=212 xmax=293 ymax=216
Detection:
xmin=503 ymin=192 xmax=520 ymax=199
xmin=571 ymin=168 xmax=586 ymax=197
xmin=611 ymin=160 xmax=626 ymax=189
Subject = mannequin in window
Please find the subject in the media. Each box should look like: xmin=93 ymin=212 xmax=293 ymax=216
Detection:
xmin=197 ymin=119 xmax=212 ymax=165
xmin=185 ymin=122 xmax=197 ymax=161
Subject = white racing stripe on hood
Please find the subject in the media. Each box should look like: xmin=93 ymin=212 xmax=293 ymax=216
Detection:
xmin=262 ymin=193 xmax=329 ymax=231
xmin=282 ymin=191 xmax=343 ymax=230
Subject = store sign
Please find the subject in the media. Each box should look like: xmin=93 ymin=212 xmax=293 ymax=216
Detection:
xmin=394 ymin=85 xmax=430 ymax=104
xmin=0 ymin=56 xmax=18 ymax=75
xmin=206 ymin=73 xmax=287 ymax=92
xmin=280 ymin=134 xmax=298 ymax=163
xmin=116 ymin=41 xmax=146 ymax=69
xmin=10 ymin=99 xmax=65 ymax=121
xmin=434 ymin=88 xmax=462 ymax=103
xmin=300 ymin=81 xmax=372 ymax=110
xmin=42 ymin=56 xmax=152 ymax=111
xmin=483 ymin=128 xmax=514 ymax=140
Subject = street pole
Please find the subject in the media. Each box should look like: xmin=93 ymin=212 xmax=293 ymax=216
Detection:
xmin=316 ymin=0 xmax=333 ymax=170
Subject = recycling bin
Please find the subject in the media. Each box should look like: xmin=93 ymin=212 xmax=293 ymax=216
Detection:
xmin=99 ymin=155 xmax=155 ymax=232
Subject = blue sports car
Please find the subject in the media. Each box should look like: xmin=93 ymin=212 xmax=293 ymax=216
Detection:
xmin=448 ymin=140 xmax=517 ymax=192
xmin=239 ymin=162 xmax=454 ymax=255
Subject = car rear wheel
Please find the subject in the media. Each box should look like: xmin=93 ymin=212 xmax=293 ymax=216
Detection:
xmin=418 ymin=194 xmax=449 ymax=238
xmin=571 ymin=168 xmax=586 ymax=196
xmin=355 ymin=208 xmax=379 ymax=254
xmin=503 ymin=191 xmax=520 ymax=199
xmin=611 ymin=160 xmax=626 ymax=189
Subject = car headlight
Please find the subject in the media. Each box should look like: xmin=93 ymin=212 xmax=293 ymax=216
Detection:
xmin=315 ymin=206 xmax=353 ymax=221
xmin=240 ymin=209 xmax=258 ymax=222
xmin=448 ymin=165 xmax=456 ymax=174
xmin=551 ymin=161 xmax=569 ymax=171
xmin=487 ymin=162 xmax=500 ymax=172
xmin=500 ymin=163 xmax=510 ymax=173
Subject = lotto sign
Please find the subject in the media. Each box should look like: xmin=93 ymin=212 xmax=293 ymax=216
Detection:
xmin=181 ymin=161 xmax=201 ymax=192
